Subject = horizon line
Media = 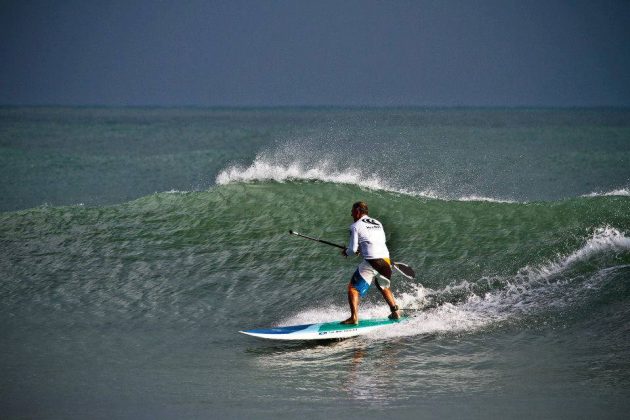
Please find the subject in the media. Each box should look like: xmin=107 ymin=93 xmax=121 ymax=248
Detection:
xmin=2 ymin=103 xmax=630 ymax=111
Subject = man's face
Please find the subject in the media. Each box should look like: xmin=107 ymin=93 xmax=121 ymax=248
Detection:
xmin=351 ymin=207 xmax=361 ymax=221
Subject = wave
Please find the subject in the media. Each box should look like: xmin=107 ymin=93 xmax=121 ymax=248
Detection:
xmin=391 ymin=227 xmax=629 ymax=338
xmin=213 ymin=133 xmax=529 ymax=203
xmin=216 ymin=158 xmax=517 ymax=203
xmin=277 ymin=226 xmax=630 ymax=339
xmin=515 ymin=226 xmax=630 ymax=281
xmin=3 ymin=175 xmax=627 ymax=336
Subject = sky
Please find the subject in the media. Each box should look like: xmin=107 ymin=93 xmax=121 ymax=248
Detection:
xmin=1 ymin=0 xmax=629 ymax=107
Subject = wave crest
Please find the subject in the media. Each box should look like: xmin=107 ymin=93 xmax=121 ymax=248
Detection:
xmin=215 ymin=158 xmax=516 ymax=203
xmin=216 ymin=157 xmax=389 ymax=191
xmin=584 ymin=188 xmax=630 ymax=197
xmin=517 ymin=226 xmax=630 ymax=281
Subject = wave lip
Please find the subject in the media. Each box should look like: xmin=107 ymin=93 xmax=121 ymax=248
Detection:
xmin=518 ymin=226 xmax=630 ymax=281
xmin=215 ymin=158 xmax=518 ymax=203
xmin=584 ymin=188 xmax=630 ymax=197
xmin=457 ymin=194 xmax=517 ymax=204
xmin=562 ymin=226 xmax=630 ymax=265
xmin=215 ymin=157 xmax=391 ymax=191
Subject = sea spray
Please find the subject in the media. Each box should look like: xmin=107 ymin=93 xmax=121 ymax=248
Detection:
xmin=217 ymin=156 xmax=519 ymax=203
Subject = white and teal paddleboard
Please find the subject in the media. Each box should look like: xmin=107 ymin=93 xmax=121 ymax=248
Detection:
xmin=240 ymin=317 xmax=405 ymax=341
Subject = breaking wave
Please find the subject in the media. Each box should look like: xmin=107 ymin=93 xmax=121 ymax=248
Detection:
xmin=584 ymin=188 xmax=630 ymax=197
xmin=278 ymin=226 xmax=630 ymax=339
xmin=216 ymin=157 xmax=516 ymax=203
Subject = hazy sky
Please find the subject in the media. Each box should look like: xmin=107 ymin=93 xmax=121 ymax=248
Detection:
xmin=1 ymin=0 xmax=629 ymax=107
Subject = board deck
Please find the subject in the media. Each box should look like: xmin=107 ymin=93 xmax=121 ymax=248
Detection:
xmin=240 ymin=317 xmax=405 ymax=341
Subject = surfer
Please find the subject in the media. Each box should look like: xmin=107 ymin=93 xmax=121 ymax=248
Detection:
xmin=340 ymin=201 xmax=401 ymax=325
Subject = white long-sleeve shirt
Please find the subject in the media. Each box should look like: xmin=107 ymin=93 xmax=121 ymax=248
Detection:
xmin=346 ymin=215 xmax=390 ymax=259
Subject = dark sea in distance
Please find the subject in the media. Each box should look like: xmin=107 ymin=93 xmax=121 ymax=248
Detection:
xmin=1 ymin=107 xmax=629 ymax=418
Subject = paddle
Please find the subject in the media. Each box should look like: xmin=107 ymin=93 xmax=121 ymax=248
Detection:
xmin=289 ymin=230 xmax=416 ymax=280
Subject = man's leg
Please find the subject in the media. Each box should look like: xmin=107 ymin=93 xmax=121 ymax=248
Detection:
xmin=368 ymin=259 xmax=400 ymax=319
xmin=378 ymin=286 xmax=401 ymax=319
xmin=341 ymin=284 xmax=360 ymax=324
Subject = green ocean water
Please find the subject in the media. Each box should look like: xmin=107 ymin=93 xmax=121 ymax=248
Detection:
xmin=1 ymin=107 xmax=630 ymax=418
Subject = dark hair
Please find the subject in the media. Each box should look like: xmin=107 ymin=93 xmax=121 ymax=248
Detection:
xmin=352 ymin=201 xmax=368 ymax=214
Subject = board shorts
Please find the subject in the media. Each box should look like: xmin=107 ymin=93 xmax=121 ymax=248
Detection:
xmin=349 ymin=257 xmax=392 ymax=297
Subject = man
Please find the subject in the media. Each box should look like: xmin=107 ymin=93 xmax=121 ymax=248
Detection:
xmin=340 ymin=201 xmax=401 ymax=325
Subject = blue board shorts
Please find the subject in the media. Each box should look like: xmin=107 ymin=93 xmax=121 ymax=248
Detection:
xmin=349 ymin=258 xmax=391 ymax=297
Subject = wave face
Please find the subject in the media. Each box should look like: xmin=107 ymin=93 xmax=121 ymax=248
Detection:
xmin=2 ymin=181 xmax=629 ymax=419
xmin=2 ymin=182 xmax=629 ymax=338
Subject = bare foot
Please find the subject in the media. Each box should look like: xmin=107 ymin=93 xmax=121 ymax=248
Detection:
xmin=340 ymin=317 xmax=358 ymax=325
xmin=388 ymin=310 xmax=401 ymax=320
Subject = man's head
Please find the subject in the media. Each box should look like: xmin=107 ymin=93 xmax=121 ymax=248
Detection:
xmin=351 ymin=201 xmax=368 ymax=221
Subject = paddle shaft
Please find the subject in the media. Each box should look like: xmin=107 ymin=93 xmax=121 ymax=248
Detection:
xmin=289 ymin=230 xmax=345 ymax=250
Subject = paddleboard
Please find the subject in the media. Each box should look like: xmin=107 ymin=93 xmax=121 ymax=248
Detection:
xmin=240 ymin=317 xmax=405 ymax=341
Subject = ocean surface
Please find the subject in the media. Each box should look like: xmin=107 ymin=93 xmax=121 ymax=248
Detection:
xmin=1 ymin=107 xmax=629 ymax=418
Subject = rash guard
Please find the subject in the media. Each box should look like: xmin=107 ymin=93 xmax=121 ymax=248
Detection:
xmin=346 ymin=215 xmax=390 ymax=259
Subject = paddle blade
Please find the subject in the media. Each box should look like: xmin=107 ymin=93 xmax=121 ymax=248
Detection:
xmin=393 ymin=262 xmax=416 ymax=280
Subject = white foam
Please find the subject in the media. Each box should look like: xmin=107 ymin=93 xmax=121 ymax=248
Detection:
xmin=164 ymin=189 xmax=189 ymax=194
xmin=216 ymin=157 xmax=389 ymax=191
xmin=517 ymin=226 xmax=630 ymax=281
xmin=275 ymin=282 xmax=497 ymax=339
xmin=374 ymin=282 xmax=496 ymax=339
xmin=458 ymin=195 xmax=518 ymax=204
xmin=215 ymin=157 xmax=517 ymax=203
xmin=445 ymin=227 xmax=629 ymax=328
xmin=583 ymin=188 xmax=630 ymax=197
xmin=452 ymin=227 xmax=630 ymax=320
